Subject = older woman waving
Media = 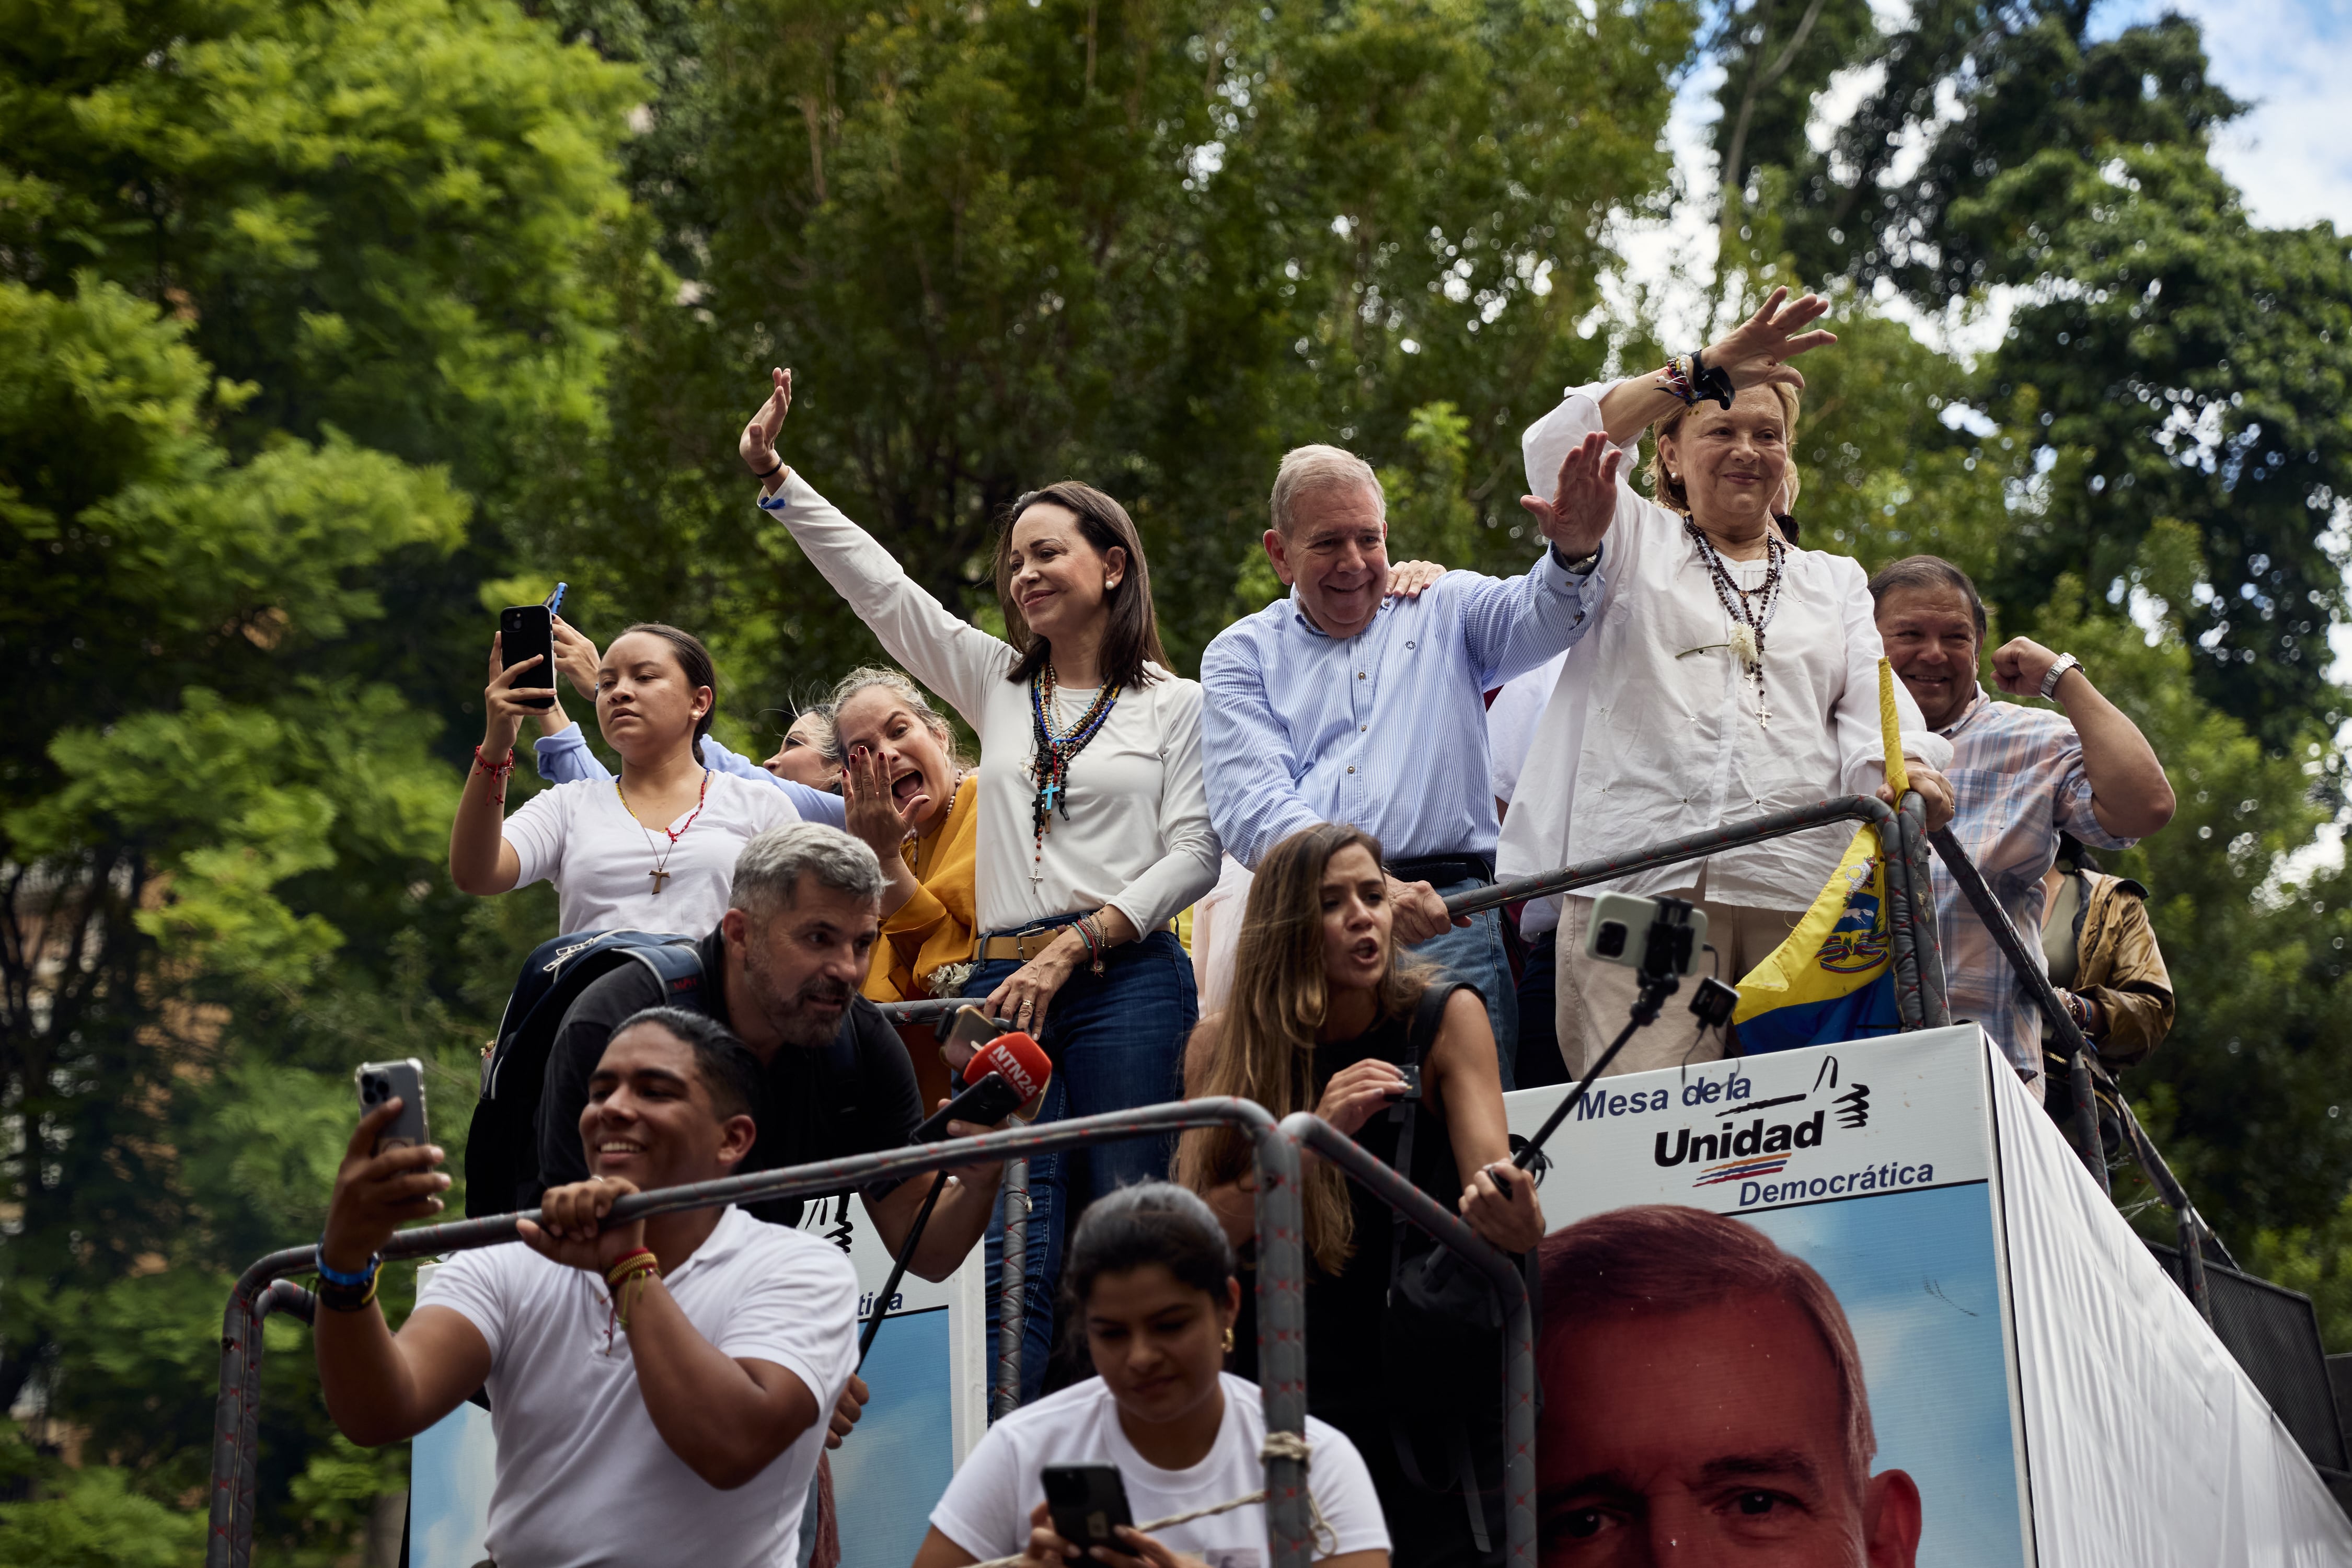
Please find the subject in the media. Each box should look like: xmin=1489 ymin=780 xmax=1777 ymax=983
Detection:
xmin=739 ymin=370 xmax=1219 ymax=1402
xmin=1498 ymin=289 xmax=1953 ymax=1079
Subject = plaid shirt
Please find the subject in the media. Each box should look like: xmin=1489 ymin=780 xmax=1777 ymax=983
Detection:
xmin=1934 ymin=686 xmax=2136 ymax=1077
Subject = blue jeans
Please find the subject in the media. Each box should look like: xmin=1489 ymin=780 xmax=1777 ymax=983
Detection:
xmin=966 ymin=926 xmax=1196 ymax=1405
xmin=1409 ymin=876 xmax=1520 ymax=1091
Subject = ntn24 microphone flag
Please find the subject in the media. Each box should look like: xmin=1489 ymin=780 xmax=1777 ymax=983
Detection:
xmin=1732 ymin=659 xmax=1907 ymax=1054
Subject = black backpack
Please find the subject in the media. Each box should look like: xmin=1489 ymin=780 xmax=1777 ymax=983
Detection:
xmin=465 ymin=928 xmax=707 ymax=1218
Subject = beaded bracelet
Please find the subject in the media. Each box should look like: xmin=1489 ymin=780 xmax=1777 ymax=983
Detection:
xmin=1074 ymin=915 xmax=1107 ymax=976
xmin=472 ymin=745 xmax=515 ymax=781
xmin=314 ymin=1240 xmax=383 ymax=1313
xmin=606 ymin=1248 xmax=661 ymax=1333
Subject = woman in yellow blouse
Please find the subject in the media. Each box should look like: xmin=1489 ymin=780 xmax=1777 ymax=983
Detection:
xmin=832 ymin=667 xmax=981 ymax=1007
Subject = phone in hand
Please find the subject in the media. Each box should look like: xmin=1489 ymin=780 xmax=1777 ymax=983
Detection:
xmin=499 ymin=603 xmax=557 ymax=712
xmin=1042 ymin=1463 xmax=1137 ymax=1557
xmin=939 ymin=1004 xmax=1011 ymax=1078
xmin=355 ymin=1059 xmax=429 ymax=1155
xmin=911 ymin=1071 xmax=1028 ymax=1143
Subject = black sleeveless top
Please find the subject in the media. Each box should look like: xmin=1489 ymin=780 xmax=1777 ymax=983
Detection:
xmin=1232 ymin=991 xmax=1466 ymax=1422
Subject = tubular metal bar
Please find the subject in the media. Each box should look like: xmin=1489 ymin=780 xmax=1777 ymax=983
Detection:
xmin=993 ymin=1156 xmax=1029 ymax=1420
xmin=210 ymin=1283 xmax=316 ymax=1567
xmin=1443 ymin=795 xmax=1898 ymax=918
xmin=1923 ymin=827 xmax=2110 ymax=1194
xmin=1880 ymin=794 xmax=1928 ymax=1031
xmin=1895 ymin=803 xmax=1952 ymax=1027
xmin=1279 ymin=1113 xmax=1537 ymax=1568
xmin=207 ymin=1099 xmax=1313 ymax=1568
xmin=874 ymin=996 xmax=966 ymax=1027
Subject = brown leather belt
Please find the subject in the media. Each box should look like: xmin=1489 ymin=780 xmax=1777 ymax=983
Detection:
xmin=979 ymin=920 xmax=1177 ymax=963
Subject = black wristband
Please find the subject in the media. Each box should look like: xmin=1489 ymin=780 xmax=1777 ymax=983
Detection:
xmin=1688 ymin=347 xmax=1736 ymax=410
xmin=749 ymin=453 xmax=784 ymax=480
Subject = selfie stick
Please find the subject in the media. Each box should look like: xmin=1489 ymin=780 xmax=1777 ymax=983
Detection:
xmin=857 ymin=1174 xmax=947 ymax=1369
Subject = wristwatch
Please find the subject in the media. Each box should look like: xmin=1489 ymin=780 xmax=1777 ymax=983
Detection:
xmin=2039 ymin=652 xmax=2083 ymax=699
xmin=1551 ymin=541 xmax=1601 ymax=575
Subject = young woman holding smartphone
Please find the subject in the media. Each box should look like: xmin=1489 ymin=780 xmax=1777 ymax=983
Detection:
xmin=448 ymin=622 xmax=800 ymax=938
xmin=912 ymin=1183 xmax=1390 ymax=1567
xmin=741 ymin=370 xmax=1219 ymax=1401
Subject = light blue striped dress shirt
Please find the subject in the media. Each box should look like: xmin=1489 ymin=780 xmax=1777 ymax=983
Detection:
xmin=1200 ymin=555 xmax=1605 ymax=870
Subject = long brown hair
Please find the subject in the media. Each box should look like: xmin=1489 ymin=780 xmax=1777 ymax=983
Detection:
xmin=994 ymin=481 xmax=1168 ymax=689
xmin=1174 ymin=822 xmax=1425 ymax=1272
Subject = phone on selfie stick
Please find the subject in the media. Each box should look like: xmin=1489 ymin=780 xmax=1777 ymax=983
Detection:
xmin=355 ymin=1059 xmax=430 ymax=1156
xmin=1043 ymin=1465 xmax=1138 ymax=1557
xmin=499 ymin=596 xmax=557 ymax=712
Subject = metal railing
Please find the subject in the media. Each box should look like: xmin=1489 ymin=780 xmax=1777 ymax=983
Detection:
xmin=1282 ymin=1113 xmax=1537 ymax=1566
xmin=1444 ymin=793 xmax=1949 ymax=1032
xmin=207 ymin=1099 xmax=1312 ymax=1568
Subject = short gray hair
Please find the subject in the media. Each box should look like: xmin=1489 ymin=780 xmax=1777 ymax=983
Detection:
xmin=1270 ymin=444 xmax=1385 ymax=538
xmin=730 ymin=823 xmax=883 ymax=919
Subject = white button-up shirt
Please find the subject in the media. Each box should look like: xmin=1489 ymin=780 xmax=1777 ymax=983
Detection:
xmin=1497 ymin=381 xmax=1949 ymax=912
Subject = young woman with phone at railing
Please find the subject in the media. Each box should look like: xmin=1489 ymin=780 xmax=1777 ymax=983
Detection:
xmin=448 ymin=620 xmax=801 ymax=938
xmin=911 ymin=1182 xmax=1391 ymax=1568
xmin=1177 ymin=821 xmax=1541 ymax=1568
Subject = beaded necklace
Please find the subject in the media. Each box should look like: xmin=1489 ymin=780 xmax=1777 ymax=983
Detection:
xmin=1028 ymin=665 xmax=1122 ymax=884
xmin=614 ymin=767 xmax=712 ymax=894
xmin=1686 ymin=521 xmax=1786 ymax=728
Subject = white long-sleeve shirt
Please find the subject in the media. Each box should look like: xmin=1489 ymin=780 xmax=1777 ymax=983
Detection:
xmin=1496 ymin=382 xmax=1950 ymax=912
xmin=758 ymin=476 xmax=1220 ymax=935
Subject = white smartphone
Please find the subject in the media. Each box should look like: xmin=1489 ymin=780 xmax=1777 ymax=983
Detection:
xmin=1583 ymin=892 xmax=1709 ymax=976
xmin=355 ymin=1058 xmax=430 ymax=1154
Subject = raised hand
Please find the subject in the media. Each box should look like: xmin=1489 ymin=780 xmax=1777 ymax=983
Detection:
xmin=840 ymin=744 xmax=925 ymax=864
xmin=740 ymin=367 xmax=793 ymax=479
xmin=1517 ymin=430 xmax=1621 ymax=560
xmin=482 ymin=632 xmax=556 ymax=751
xmin=550 ymin=615 xmax=601 ymax=701
xmin=1700 ymin=285 xmax=1838 ymax=392
xmin=321 ymin=1100 xmax=449 ymax=1274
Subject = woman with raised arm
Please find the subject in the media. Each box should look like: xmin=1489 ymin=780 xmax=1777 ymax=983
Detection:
xmin=449 ymin=622 xmax=801 ymax=938
xmin=1500 ymin=287 xmax=1956 ymax=1080
xmin=739 ymin=371 xmax=1220 ymax=1402
xmin=911 ymin=1183 xmax=1390 ymax=1568
xmin=1176 ymin=822 xmax=1541 ymax=1567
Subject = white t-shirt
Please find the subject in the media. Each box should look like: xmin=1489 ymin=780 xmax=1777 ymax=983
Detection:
xmin=414 ymin=1206 xmax=857 ymax=1568
xmin=1485 ymin=653 xmax=1568 ymax=939
xmin=930 ymin=1374 xmax=1389 ymax=1567
xmin=503 ymin=770 xmax=800 ymax=936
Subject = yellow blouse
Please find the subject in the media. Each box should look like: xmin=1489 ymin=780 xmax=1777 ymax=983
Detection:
xmin=862 ymin=772 xmax=981 ymax=1002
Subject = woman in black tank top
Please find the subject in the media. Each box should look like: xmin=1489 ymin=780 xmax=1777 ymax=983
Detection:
xmin=1173 ymin=824 xmax=1543 ymax=1566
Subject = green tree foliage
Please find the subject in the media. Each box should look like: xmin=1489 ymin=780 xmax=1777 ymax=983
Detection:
xmin=530 ymin=0 xmax=1692 ymax=733
xmin=1721 ymin=0 xmax=2352 ymax=746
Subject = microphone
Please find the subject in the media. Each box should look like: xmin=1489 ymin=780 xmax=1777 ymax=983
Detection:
xmin=910 ymin=1031 xmax=1050 ymax=1143
xmin=861 ymin=1033 xmax=1048 ymax=1369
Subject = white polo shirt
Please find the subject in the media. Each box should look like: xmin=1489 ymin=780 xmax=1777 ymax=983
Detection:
xmin=503 ymin=770 xmax=799 ymax=937
xmin=930 ymin=1373 xmax=1389 ymax=1567
xmin=416 ymin=1206 xmax=856 ymax=1568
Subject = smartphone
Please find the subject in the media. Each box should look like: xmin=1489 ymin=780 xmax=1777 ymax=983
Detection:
xmin=355 ymin=1059 xmax=430 ymax=1155
xmin=911 ymin=1071 xmax=1029 ymax=1143
xmin=938 ymin=1004 xmax=1011 ymax=1078
xmin=1584 ymin=892 xmax=1708 ymax=976
xmin=543 ymin=581 xmax=567 ymax=615
xmin=499 ymin=603 xmax=556 ymax=712
xmin=1042 ymin=1464 xmax=1136 ymax=1555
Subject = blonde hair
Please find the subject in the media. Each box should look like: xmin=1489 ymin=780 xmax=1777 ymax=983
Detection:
xmin=1174 ymin=823 xmax=1425 ymax=1272
xmin=1645 ymin=383 xmax=1803 ymax=518
xmin=1269 ymin=445 xmax=1386 ymax=538
xmin=825 ymin=666 xmax=972 ymax=772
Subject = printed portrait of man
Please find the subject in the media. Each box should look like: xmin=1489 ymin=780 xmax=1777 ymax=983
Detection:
xmin=1536 ymin=1205 xmax=1922 ymax=1566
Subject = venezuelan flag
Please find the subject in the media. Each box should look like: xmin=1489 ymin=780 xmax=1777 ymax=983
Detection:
xmin=1731 ymin=660 xmax=1909 ymax=1054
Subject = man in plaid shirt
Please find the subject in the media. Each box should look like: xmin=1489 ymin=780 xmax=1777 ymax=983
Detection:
xmin=1871 ymin=558 xmax=2176 ymax=1094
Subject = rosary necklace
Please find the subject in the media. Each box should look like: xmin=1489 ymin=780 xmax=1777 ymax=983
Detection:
xmin=615 ymin=767 xmax=711 ymax=894
xmin=1028 ymin=665 xmax=1122 ymax=884
xmin=1687 ymin=522 xmax=1786 ymax=728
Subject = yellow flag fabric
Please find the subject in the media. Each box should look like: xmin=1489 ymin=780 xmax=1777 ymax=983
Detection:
xmin=1730 ymin=661 xmax=1908 ymax=1050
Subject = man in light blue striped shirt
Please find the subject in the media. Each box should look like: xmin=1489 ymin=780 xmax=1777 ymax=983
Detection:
xmin=1201 ymin=443 xmax=1610 ymax=1084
